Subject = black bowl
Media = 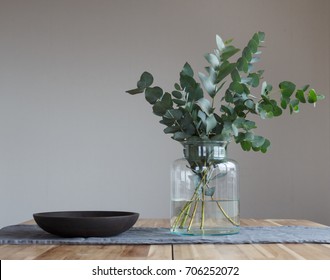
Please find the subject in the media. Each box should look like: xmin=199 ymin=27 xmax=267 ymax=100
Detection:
xmin=33 ymin=211 xmax=139 ymax=237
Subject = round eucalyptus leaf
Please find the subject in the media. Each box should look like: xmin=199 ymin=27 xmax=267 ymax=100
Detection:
xmin=307 ymin=89 xmax=317 ymax=103
xmin=137 ymin=72 xmax=153 ymax=89
xmin=145 ymin=87 xmax=163 ymax=104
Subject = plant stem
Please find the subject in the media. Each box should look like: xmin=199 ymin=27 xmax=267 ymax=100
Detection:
xmin=187 ymin=200 xmax=198 ymax=232
xmin=179 ymin=203 xmax=192 ymax=228
xmin=172 ymin=200 xmax=193 ymax=229
xmin=201 ymin=178 xmax=206 ymax=229
xmin=212 ymin=196 xmax=239 ymax=226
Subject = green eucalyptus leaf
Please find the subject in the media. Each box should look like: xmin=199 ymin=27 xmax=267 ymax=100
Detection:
xmin=280 ymin=98 xmax=288 ymax=109
xmin=302 ymin=84 xmax=310 ymax=92
xmin=180 ymin=74 xmax=204 ymax=101
xmin=221 ymin=104 xmax=234 ymax=115
xmin=258 ymin=31 xmax=265 ymax=42
xmin=241 ymin=141 xmax=252 ymax=151
xmin=163 ymin=126 xmax=180 ymax=134
xmin=233 ymin=118 xmax=245 ymax=128
xmin=231 ymin=123 xmax=239 ymax=136
xmin=279 ymin=81 xmax=296 ymax=98
xmin=307 ymin=89 xmax=317 ymax=103
xmin=145 ymin=86 xmax=163 ymax=104
xmin=295 ymin=89 xmax=306 ymax=103
xmin=172 ymin=131 xmax=189 ymax=141
xmin=159 ymin=117 xmax=175 ymax=126
xmin=244 ymin=99 xmax=255 ymax=110
xmin=183 ymin=124 xmax=196 ymax=136
xmin=259 ymin=109 xmax=267 ymax=119
xmin=161 ymin=92 xmax=173 ymax=108
xmin=248 ymin=73 xmax=260 ymax=87
xmin=248 ymin=39 xmax=258 ymax=53
xmin=198 ymin=72 xmax=216 ymax=97
xmin=173 ymin=99 xmax=186 ymax=106
xmin=224 ymin=38 xmax=234 ymax=45
xmin=180 ymin=113 xmax=195 ymax=134
xmin=206 ymin=114 xmax=217 ymax=134
xmin=231 ymin=69 xmax=241 ymax=82
xmin=225 ymin=89 xmax=234 ymax=103
xmin=174 ymin=83 xmax=181 ymax=91
xmin=272 ymin=105 xmax=283 ymax=117
xmin=267 ymin=84 xmax=273 ymax=92
xmin=126 ymin=88 xmax=144 ymax=95
xmin=196 ymin=98 xmax=213 ymax=116
xmin=267 ymin=111 xmax=274 ymax=118
xmin=216 ymin=34 xmax=225 ymax=51
xmin=235 ymin=132 xmax=245 ymax=143
xmin=209 ymin=67 xmax=218 ymax=83
xmin=197 ymin=110 xmax=207 ymax=124
xmin=235 ymin=132 xmax=254 ymax=143
xmin=152 ymin=93 xmax=173 ymax=116
xmin=252 ymin=33 xmax=260 ymax=45
xmin=245 ymin=132 xmax=255 ymax=141
xmin=221 ymin=46 xmax=240 ymax=61
xmin=172 ymin=90 xmax=182 ymax=99
xmin=252 ymin=135 xmax=266 ymax=148
xmin=237 ymin=57 xmax=249 ymax=73
xmin=229 ymin=81 xmax=244 ymax=94
xmin=164 ymin=109 xmax=183 ymax=120
xmin=261 ymin=81 xmax=268 ymax=96
xmin=290 ymin=99 xmax=299 ymax=110
xmin=137 ymin=72 xmax=154 ymax=89
xmin=250 ymin=57 xmax=261 ymax=64
xmin=243 ymin=47 xmax=252 ymax=62
xmin=242 ymin=119 xmax=257 ymax=130
xmin=213 ymin=49 xmax=221 ymax=59
xmin=205 ymin=187 xmax=216 ymax=196
xmin=204 ymin=53 xmax=220 ymax=68
xmin=260 ymin=138 xmax=270 ymax=153
xmin=152 ymin=101 xmax=168 ymax=116
xmin=181 ymin=62 xmax=194 ymax=77
xmin=216 ymin=62 xmax=236 ymax=83
xmin=234 ymin=104 xmax=246 ymax=116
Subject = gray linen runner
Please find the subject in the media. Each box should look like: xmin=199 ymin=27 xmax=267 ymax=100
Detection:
xmin=1 ymin=224 xmax=330 ymax=245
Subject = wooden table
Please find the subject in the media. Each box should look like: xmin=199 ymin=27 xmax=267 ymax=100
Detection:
xmin=1 ymin=219 xmax=330 ymax=260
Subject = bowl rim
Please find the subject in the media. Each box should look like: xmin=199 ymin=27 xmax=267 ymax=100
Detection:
xmin=33 ymin=211 xmax=139 ymax=219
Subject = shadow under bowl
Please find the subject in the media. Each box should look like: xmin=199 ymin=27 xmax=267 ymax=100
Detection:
xmin=33 ymin=211 xmax=139 ymax=237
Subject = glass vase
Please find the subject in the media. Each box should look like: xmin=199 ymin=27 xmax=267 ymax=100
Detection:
xmin=170 ymin=140 xmax=239 ymax=235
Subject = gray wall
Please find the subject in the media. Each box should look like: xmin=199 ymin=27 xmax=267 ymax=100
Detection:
xmin=1 ymin=0 xmax=329 ymax=228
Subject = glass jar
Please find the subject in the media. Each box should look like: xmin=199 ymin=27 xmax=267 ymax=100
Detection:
xmin=170 ymin=141 xmax=239 ymax=235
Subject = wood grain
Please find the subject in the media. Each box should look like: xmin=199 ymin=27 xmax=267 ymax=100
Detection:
xmin=1 ymin=219 xmax=329 ymax=260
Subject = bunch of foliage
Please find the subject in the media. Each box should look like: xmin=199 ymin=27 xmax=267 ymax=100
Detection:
xmin=127 ymin=32 xmax=324 ymax=152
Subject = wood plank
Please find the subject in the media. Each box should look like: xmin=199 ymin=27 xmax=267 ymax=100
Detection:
xmin=0 ymin=245 xmax=56 ymax=260
xmin=173 ymin=242 xmax=330 ymax=260
xmin=33 ymin=244 xmax=172 ymax=260
xmin=0 ymin=244 xmax=172 ymax=260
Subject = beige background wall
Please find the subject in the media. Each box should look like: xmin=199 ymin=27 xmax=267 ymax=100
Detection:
xmin=0 ymin=0 xmax=329 ymax=228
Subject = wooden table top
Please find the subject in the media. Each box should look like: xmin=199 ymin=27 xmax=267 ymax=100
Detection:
xmin=1 ymin=219 xmax=330 ymax=260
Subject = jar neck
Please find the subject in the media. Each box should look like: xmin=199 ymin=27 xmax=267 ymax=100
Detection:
xmin=183 ymin=141 xmax=228 ymax=162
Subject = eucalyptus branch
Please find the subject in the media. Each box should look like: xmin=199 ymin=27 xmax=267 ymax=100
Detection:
xmin=126 ymin=31 xmax=324 ymax=233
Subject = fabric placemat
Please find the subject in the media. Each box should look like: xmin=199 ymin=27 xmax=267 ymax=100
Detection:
xmin=1 ymin=224 xmax=330 ymax=245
